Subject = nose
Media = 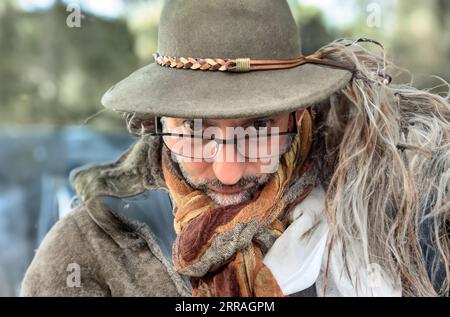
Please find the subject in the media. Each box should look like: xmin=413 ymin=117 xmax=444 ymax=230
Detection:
xmin=212 ymin=143 xmax=246 ymax=185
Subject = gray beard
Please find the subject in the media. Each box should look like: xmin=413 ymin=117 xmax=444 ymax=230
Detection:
xmin=174 ymin=155 xmax=272 ymax=206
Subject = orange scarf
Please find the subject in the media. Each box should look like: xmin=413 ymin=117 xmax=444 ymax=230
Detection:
xmin=162 ymin=111 xmax=314 ymax=297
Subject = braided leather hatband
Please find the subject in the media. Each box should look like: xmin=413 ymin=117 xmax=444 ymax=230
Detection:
xmin=153 ymin=52 xmax=355 ymax=73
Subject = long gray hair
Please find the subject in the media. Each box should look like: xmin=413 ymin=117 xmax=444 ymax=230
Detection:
xmin=316 ymin=39 xmax=449 ymax=297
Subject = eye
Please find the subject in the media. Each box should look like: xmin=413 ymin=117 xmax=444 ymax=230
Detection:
xmin=251 ymin=119 xmax=274 ymax=130
xmin=182 ymin=120 xmax=203 ymax=133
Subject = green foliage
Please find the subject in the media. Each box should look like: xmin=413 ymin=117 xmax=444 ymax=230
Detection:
xmin=1 ymin=0 xmax=449 ymax=130
xmin=0 ymin=2 xmax=139 ymax=130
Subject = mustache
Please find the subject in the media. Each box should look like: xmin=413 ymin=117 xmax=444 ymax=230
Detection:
xmin=193 ymin=175 xmax=270 ymax=191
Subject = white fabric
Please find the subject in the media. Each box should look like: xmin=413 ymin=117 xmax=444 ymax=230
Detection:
xmin=263 ymin=185 xmax=329 ymax=294
xmin=263 ymin=185 xmax=402 ymax=297
xmin=315 ymin=236 xmax=402 ymax=297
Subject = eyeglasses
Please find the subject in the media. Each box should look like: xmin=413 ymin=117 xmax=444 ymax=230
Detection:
xmin=126 ymin=112 xmax=298 ymax=160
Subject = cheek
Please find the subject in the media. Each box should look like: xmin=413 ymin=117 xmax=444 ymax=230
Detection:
xmin=178 ymin=160 xmax=213 ymax=180
xmin=244 ymin=161 xmax=264 ymax=173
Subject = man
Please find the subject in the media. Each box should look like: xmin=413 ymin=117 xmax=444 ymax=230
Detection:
xmin=22 ymin=0 xmax=449 ymax=297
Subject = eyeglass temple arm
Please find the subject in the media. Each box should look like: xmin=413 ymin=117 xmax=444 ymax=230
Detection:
xmin=150 ymin=111 xmax=299 ymax=136
xmin=154 ymin=116 xmax=160 ymax=134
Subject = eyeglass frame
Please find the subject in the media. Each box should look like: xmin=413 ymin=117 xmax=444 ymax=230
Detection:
xmin=142 ymin=112 xmax=299 ymax=159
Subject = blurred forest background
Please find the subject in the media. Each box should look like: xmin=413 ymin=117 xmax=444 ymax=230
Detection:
xmin=1 ymin=0 xmax=450 ymax=129
xmin=0 ymin=0 xmax=450 ymax=296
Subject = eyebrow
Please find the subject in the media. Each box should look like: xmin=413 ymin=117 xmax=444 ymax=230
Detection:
xmin=177 ymin=116 xmax=273 ymax=125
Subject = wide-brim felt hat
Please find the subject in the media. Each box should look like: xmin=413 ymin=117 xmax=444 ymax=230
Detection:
xmin=101 ymin=0 xmax=353 ymax=119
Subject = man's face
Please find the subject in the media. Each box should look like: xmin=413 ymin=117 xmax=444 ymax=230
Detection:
xmin=162 ymin=112 xmax=291 ymax=206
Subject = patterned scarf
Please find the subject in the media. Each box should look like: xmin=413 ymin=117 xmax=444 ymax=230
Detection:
xmin=162 ymin=110 xmax=318 ymax=297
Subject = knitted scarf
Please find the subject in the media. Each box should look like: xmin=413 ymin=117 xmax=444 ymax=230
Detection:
xmin=162 ymin=111 xmax=318 ymax=297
